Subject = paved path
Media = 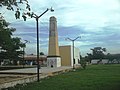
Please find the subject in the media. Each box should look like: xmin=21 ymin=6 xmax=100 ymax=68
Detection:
xmin=0 ymin=66 xmax=73 ymax=74
xmin=0 ymin=66 xmax=73 ymax=89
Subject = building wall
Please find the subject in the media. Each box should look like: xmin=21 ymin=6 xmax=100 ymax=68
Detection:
xmin=47 ymin=57 xmax=61 ymax=67
xmin=59 ymin=45 xmax=80 ymax=66
xmin=74 ymin=47 xmax=80 ymax=65
xmin=59 ymin=46 xmax=72 ymax=66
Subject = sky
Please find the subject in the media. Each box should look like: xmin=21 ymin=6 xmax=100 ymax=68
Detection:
xmin=1 ymin=0 xmax=120 ymax=56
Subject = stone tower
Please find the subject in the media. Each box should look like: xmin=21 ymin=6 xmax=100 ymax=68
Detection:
xmin=47 ymin=16 xmax=61 ymax=67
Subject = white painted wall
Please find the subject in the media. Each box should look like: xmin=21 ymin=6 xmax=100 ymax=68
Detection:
xmin=47 ymin=57 xmax=61 ymax=67
xmin=74 ymin=47 xmax=80 ymax=65
xmin=71 ymin=46 xmax=80 ymax=66
xmin=91 ymin=59 xmax=109 ymax=64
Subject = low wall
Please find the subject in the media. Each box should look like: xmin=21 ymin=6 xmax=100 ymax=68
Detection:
xmin=0 ymin=75 xmax=37 ymax=89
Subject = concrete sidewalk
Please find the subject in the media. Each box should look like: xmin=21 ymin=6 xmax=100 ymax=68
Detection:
xmin=0 ymin=66 xmax=73 ymax=89
xmin=0 ymin=66 xmax=72 ymax=74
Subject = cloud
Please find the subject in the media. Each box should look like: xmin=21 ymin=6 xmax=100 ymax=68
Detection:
xmin=1 ymin=0 xmax=120 ymax=56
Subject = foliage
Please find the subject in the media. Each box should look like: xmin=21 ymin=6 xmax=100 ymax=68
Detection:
xmin=90 ymin=47 xmax=106 ymax=59
xmin=0 ymin=0 xmax=29 ymax=10
xmin=106 ymin=53 xmax=120 ymax=64
xmin=7 ymin=64 xmax=120 ymax=90
xmin=86 ymin=47 xmax=106 ymax=62
xmin=40 ymin=52 xmax=44 ymax=55
xmin=86 ymin=53 xmax=93 ymax=63
xmin=85 ymin=47 xmax=120 ymax=64
xmin=80 ymin=59 xmax=86 ymax=69
xmin=0 ymin=18 xmax=25 ymax=64
xmin=0 ymin=0 xmax=31 ymax=21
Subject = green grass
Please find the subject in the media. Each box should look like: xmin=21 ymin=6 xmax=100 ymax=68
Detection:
xmin=7 ymin=64 xmax=120 ymax=90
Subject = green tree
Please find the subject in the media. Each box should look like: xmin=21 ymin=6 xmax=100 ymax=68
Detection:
xmin=0 ymin=18 xmax=25 ymax=65
xmin=0 ymin=0 xmax=31 ymax=20
xmin=91 ymin=47 xmax=106 ymax=59
xmin=106 ymin=53 xmax=120 ymax=64
xmin=86 ymin=53 xmax=93 ymax=63
xmin=0 ymin=0 xmax=30 ymax=10
xmin=40 ymin=52 xmax=44 ymax=55
xmin=80 ymin=59 xmax=86 ymax=69
xmin=87 ymin=47 xmax=106 ymax=64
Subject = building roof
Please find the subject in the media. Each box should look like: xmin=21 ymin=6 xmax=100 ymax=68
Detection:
xmin=24 ymin=55 xmax=47 ymax=61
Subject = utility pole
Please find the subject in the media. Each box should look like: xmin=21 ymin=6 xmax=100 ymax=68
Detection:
xmin=31 ymin=8 xmax=54 ymax=82
xmin=66 ymin=36 xmax=81 ymax=69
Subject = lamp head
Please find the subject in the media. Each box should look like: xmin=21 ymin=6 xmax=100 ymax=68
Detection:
xmin=50 ymin=7 xmax=54 ymax=12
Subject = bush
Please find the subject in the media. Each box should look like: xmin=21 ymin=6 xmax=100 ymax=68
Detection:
xmin=80 ymin=59 xmax=87 ymax=69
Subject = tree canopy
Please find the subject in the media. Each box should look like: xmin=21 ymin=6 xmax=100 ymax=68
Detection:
xmin=106 ymin=53 xmax=120 ymax=64
xmin=0 ymin=17 xmax=25 ymax=64
xmin=40 ymin=52 xmax=45 ymax=55
xmin=84 ymin=47 xmax=120 ymax=64
xmin=0 ymin=0 xmax=29 ymax=11
xmin=0 ymin=0 xmax=31 ymax=21
xmin=90 ymin=47 xmax=106 ymax=59
xmin=85 ymin=47 xmax=106 ymax=63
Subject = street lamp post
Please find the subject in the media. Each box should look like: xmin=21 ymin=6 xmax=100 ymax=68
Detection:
xmin=22 ymin=40 xmax=29 ymax=68
xmin=66 ymin=36 xmax=81 ymax=69
xmin=32 ymin=8 xmax=54 ymax=82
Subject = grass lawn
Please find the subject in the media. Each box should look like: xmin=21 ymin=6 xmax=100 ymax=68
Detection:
xmin=7 ymin=64 xmax=120 ymax=90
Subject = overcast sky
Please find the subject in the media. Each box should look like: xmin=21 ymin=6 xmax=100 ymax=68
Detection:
xmin=1 ymin=0 xmax=120 ymax=56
